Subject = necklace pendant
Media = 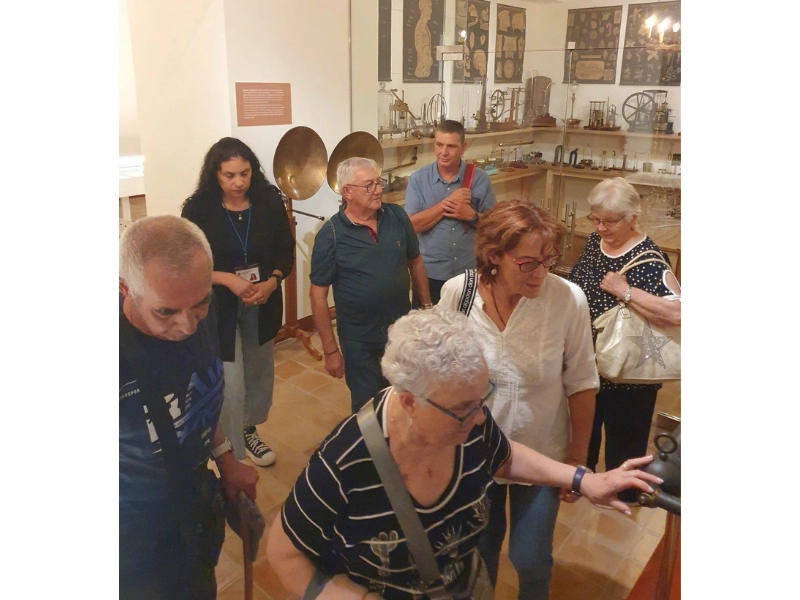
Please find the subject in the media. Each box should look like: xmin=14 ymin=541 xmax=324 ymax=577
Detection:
xmin=238 ymin=213 xmax=243 ymax=220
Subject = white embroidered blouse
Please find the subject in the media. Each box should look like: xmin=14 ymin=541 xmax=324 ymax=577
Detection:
xmin=439 ymin=272 xmax=599 ymax=462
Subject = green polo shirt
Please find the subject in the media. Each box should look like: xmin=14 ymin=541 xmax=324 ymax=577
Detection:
xmin=310 ymin=203 xmax=420 ymax=344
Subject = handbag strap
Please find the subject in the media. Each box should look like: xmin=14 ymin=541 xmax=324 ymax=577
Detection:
xmin=356 ymin=401 xmax=451 ymax=599
xmin=618 ymin=249 xmax=670 ymax=275
xmin=457 ymin=269 xmax=478 ymax=317
xmin=119 ymin=312 xmax=207 ymax=525
xmin=619 ymin=257 xmax=671 ymax=275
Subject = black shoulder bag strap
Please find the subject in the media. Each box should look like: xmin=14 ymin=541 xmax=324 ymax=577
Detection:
xmin=356 ymin=400 xmax=453 ymax=600
xmin=119 ymin=313 xmax=208 ymax=551
xmin=458 ymin=269 xmax=478 ymax=317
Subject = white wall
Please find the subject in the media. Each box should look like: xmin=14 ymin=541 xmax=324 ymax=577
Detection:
xmin=224 ymin=0 xmax=352 ymax=319
xmin=127 ymin=0 xmax=233 ymax=217
xmin=119 ymin=0 xmax=141 ymax=157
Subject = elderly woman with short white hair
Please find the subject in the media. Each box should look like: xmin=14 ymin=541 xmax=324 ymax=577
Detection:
xmin=569 ymin=177 xmax=681 ymax=502
xmin=267 ymin=307 xmax=661 ymax=600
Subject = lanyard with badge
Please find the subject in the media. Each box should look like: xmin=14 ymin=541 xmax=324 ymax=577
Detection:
xmin=225 ymin=206 xmax=261 ymax=282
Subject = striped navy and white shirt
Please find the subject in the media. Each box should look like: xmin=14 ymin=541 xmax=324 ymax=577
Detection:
xmin=281 ymin=389 xmax=511 ymax=599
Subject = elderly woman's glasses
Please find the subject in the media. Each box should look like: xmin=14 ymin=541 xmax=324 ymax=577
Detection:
xmin=504 ymin=248 xmax=561 ymax=273
xmin=347 ymin=178 xmax=387 ymax=194
xmin=586 ymin=214 xmax=625 ymax=227
xmin=424 ymin=381 xmax=496 ymax=425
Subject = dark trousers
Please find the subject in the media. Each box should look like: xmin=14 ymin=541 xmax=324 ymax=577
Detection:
xmin=120 ymin=469 xmax=222 ymax=600
xmin=340 ymin=339 xmax=389 ymax=413
xmin=120 ymin=525 xmax=217 ymax=600
xmin=412 ymin=277 xmax=446 ymax=309
xmin=587 ymin=386 xmax=658 ymax=501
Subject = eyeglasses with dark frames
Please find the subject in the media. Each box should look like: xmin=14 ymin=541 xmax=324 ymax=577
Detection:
xmin=586 ymin=214 xmax=625 ymax=227
xmin=504 ymin=247 xmax=562 ymax=273
xmin=346 ymin=178 xmax=387 ymax=194
xmin=424 ymin=381 xmax=496 ymax=425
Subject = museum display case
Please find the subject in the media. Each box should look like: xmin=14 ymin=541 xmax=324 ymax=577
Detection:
xmin=352 ymin=0 xmax=681 ymax=277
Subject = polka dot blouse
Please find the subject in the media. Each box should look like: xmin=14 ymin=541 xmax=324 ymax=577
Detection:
xmin=569 ymin=232 xmax=676 ymax=391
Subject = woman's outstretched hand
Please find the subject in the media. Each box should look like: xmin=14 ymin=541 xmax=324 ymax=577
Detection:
xmin=580 ymin=455 xmax=663 ymax=515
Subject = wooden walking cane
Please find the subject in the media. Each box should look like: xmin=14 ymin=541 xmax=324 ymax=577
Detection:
xmin=237 ymin=492 xmax=253 ymax=600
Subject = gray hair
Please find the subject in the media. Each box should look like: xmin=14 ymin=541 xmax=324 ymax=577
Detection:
xmin=337 ymin=157 xmax=380 ymax=188
xmin=587 ymin=177 xmax=642 ymax=222
xmin=119 ymin=215 xmax=213 ymax=299
xmin=381 ymin=306 xmax=487 ymax=399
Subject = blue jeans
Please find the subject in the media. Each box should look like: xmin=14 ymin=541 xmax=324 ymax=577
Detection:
xmin=220 ymin=302 xmax=275 ymax=459
xmin=339 ymin=339 xmax=388 ymax=413
xmin=478 ymin=483 xmax=560 ymax=600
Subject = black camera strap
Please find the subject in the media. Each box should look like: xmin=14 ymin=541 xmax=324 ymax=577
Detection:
xmin=119 ymin=312 xmax=210 ymax=546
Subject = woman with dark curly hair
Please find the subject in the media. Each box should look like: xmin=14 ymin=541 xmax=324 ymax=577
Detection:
xmin=438 ymin=200 xmax=599 ymax=600
xmin=182 ymin=137 xmax=295 ymax=467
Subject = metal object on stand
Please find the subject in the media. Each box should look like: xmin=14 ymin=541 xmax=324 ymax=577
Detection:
xmin=327 ymin=131 xmax=384 ymax=194
xmin=622 ymin=89 xmax=674 ymax=134
xmin=553 ymin=144 xmax=564 ymax=165
xmin=273 ymin=126 xmax=329 ymax=360
xmin=636 ymin=425 xmax=681 ymax=600
xmin=472 ymin=77 xmax=489 ymax=133
xmin=586 ymin=98 xmax=621 ymax=131
xmin=527 ymin=75 xmax=557 ymax=127
xmin=564 ymin=86 xmax=581 ymax=128
xmin=428 ymin=93 xmax=447 ymax=127
xmin=377 ymin=83 xmax=396 ymax=142
xmin=569 ymin=148 xmax=580 ymax=168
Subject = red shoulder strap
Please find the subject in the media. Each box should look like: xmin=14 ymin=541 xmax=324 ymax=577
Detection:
xmin=461 ymin=163 xmax=476 ymax=189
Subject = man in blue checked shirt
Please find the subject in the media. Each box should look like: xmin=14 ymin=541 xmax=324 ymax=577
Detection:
xmin=404 ymin=119 xmax=496 ymax=306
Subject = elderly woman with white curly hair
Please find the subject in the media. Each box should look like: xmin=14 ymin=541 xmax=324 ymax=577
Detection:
xmin=266 ymin=307 xmax=661 ymax=600
xmin=569 ymin=177 xmax=681 ymax=503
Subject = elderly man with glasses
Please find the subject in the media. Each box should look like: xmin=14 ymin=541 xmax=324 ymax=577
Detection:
xmin=310 ymin=157 xmax=432 ymax=413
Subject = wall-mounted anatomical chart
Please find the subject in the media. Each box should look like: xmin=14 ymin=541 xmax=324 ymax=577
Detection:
xmin=494 ymin=4 xmax=526 ymax=84
xmin=452 ymin=0 xmax=490 ymax=83
xmin=403 ymin=0 xmax=445 ymax=83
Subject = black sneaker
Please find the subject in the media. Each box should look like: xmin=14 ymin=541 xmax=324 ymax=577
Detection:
xmin=244 ymin=428 xmax=276 ymax=467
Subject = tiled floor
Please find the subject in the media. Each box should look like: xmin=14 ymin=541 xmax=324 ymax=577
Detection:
xmin=215 ymin=330 xmax=680 ymax=600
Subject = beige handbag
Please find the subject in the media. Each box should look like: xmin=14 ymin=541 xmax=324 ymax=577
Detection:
xmin=593 ymin=250 xmax=680 ymax=384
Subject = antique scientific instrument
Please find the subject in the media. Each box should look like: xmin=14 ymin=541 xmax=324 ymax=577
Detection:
xmin=377 ymin=87 xmax=420 ymax=142
xmin=585 ymin=99 xmax=620 ymax=131
xmin=272 ymin=126 xmax=328 ymax=359
xmin=471 ymin=77 xmax=490 ymax=133
xmin=326 ymin=131 xmax=384 ymax=194
xmin=564 ymin=84 xmax=581 ymax=128
xmin=488 ymin=88 xmax=523 ymax=131
xmin=526 ymin=75 xmax=557 ymax=127
xmin=622 ymin=89 xmax=675 ymax=133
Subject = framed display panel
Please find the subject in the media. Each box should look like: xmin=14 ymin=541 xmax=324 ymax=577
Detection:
xmin=563 ymin=5 xmax=623 ymax=84
xmin=452 ymin=0 xmax=490 ymax=83
xmin=378 ymin=0 xmax=392 ymax=81
xmin=620 ymin=1 xmax=681 ymax=86
xmin=403 ymin=0 xmax=445 ymax=83
xmin=494 ymin=4 xmax=526 ymax=84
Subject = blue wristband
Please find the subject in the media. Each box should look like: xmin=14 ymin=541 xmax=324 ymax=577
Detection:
xmin=571 ymin=466 xmax=590 ymax=495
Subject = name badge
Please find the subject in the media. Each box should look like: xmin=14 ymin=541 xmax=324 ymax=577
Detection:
xmin=235 ymin=264 xmax=261 ymax=283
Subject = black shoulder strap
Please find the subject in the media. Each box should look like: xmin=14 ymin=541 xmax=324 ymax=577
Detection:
xmin=357 ymin=401 xmax=451 ymax=599
xmin=119 ymin=312 xmax=206 ymax=517
xmin=458 ymin=269 xmax=478 ymax=316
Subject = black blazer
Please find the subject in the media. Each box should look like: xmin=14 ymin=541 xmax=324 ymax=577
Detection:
xmin=182 ymin=184 xmax=295 ymax=361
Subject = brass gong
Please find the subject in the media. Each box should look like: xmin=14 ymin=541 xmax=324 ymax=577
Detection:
xmin=326 ymin=131 xmax=384 ymax=194
xmin=273 ymin=126 xmax=328 ymax=200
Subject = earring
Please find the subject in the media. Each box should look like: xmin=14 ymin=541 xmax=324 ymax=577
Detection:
xmin=490 ymin=267 xmax=497 ymax=275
